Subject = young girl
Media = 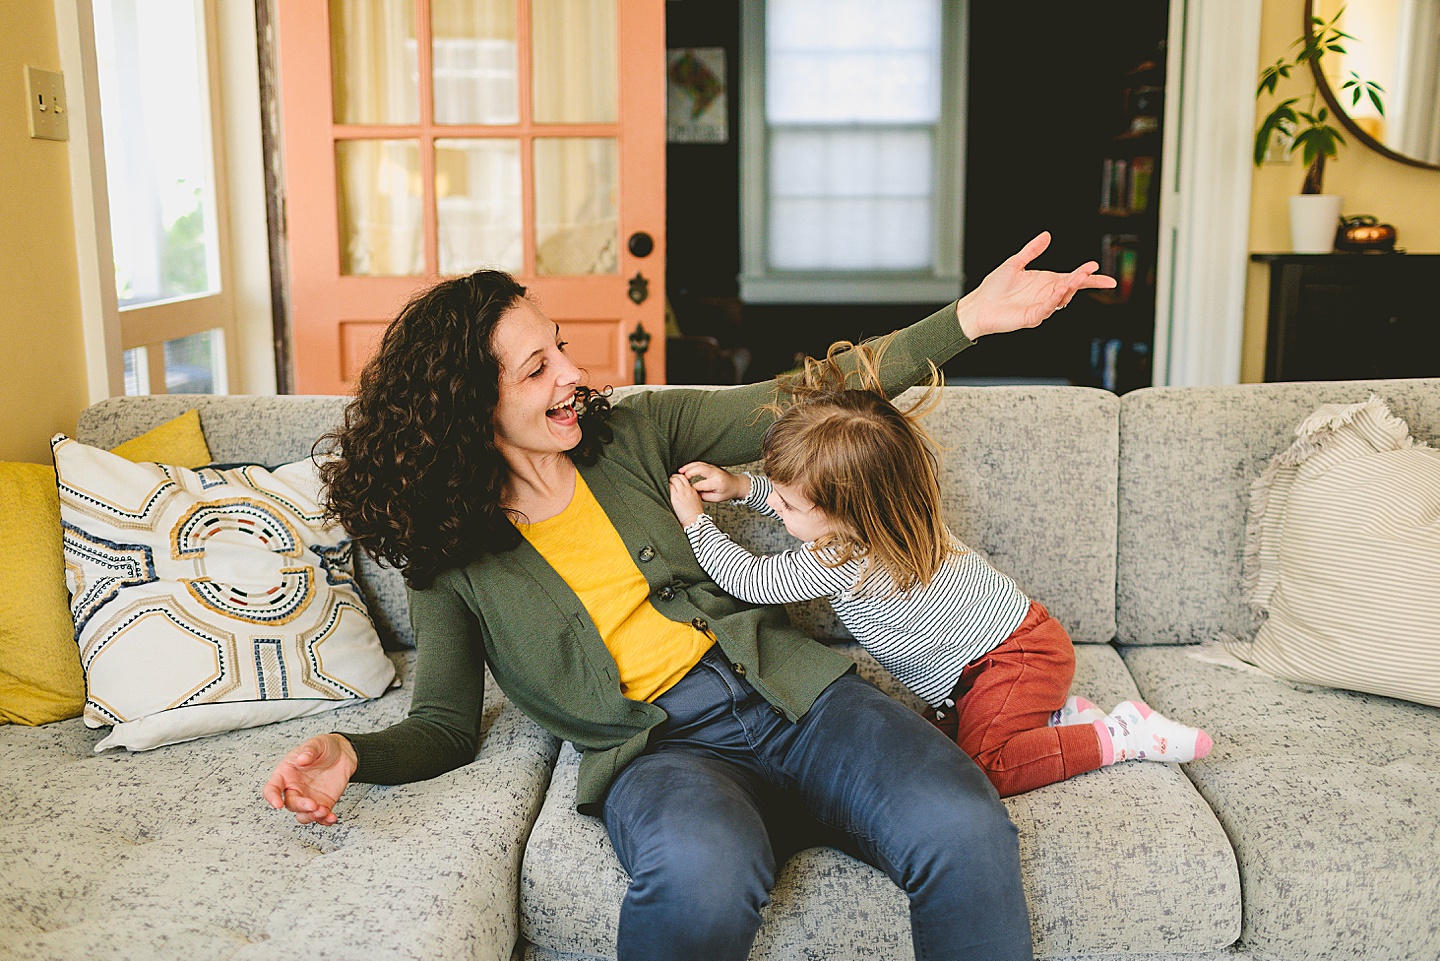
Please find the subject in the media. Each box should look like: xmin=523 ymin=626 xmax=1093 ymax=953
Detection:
xmin=667 ymin=343 xmax=1211 ymax=798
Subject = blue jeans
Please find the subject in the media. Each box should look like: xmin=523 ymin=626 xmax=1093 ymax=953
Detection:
xmin=602 ymin=648 xmax=1034 ymax=961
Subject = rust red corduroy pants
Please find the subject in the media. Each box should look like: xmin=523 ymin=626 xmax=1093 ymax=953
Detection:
xmin=926 ymin=600 xmax=1103 ymax=797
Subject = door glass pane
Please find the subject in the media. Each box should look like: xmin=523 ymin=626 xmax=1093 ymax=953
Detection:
xmin=164 ymin=329 xmax=226 ymax=394
xmin=432 ymin=0 xmax=519 ymax=124
xmin=331 ymin=0 xmax=418 ymax=125
xmin=93 ymin=0 xmax=219 ymax=308
xmin=531 ymin=0 xmax=617 ymax=123
xmin=767 ymin=0 xmax=941 ymax=124
xmin=336 ymin=140 xmax=424 ymax=276
xmin=534 ymin=138 xmax=618 ymax=276
xmin=436 ymin=139 xmax=523 ymax=274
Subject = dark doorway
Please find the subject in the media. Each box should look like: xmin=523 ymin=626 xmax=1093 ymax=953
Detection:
xmin=664 ymin=1 xmax=1169 ymax=390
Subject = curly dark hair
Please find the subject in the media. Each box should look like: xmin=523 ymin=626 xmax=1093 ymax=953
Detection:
xmin=317 ymin=269 xmax=612 ymax=589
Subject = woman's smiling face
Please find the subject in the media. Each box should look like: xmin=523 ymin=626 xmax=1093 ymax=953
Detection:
xmin=491 ymin=300 xmax=584 ymax=461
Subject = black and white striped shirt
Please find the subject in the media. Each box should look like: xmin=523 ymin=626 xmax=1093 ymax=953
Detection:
xmin=684 ymin=475 xmax=1030 ymax=707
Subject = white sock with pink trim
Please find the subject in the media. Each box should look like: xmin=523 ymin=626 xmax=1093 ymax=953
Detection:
xmin=1048 ymin=695 xmax=1106 ymax=727
xmin=1092 ymin=700 xmax=1213 ymax=764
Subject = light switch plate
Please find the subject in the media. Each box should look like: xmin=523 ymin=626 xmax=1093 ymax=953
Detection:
xmin=25 ymin=66 xmax=68 ymax=142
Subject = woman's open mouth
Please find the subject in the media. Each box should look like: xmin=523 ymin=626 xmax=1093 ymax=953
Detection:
xmin=546 ymin=394 xmax=579 ymax=425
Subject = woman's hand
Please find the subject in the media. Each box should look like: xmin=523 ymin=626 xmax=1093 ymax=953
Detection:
xmin=262 ymin=733 xmax=358 ymax=826
xmin=676 ymin=462 xmax=749 ymax=502
xmin=956 ymin=231 xmax=1117 ymax=341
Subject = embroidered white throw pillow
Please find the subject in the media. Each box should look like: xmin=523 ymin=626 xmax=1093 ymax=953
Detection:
xmin=53 ymin=435 xmax=396 ymax=751
xmin=1231 ymin=395 xmax=1440 ymax=708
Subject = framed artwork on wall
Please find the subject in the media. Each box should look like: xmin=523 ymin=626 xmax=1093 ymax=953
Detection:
xmin=667 ymin=47 xmax=728 ymax=144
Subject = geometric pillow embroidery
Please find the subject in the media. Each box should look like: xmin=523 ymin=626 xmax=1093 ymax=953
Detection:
xmin=52 ymin=435 xmax=396 ymax=751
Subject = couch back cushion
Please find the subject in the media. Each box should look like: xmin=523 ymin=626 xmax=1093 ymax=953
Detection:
xmin=77 ymin=395 xmax=415 ymax=649
xmin=82 ymin=384 xmax=1123 ymax=650
xmin=615 ymin=384 xmax=1121 ymax=644
xmin=1116 ymin=377 xmax=1440 ymax=645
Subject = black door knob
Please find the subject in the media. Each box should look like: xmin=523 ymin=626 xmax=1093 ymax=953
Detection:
xmin=628 ymin=232 xmax=655 ymax=257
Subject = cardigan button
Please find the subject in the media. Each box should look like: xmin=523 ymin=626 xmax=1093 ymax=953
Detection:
xmin=638 ymin=546 xmax=656 ymax=562
xmin=771 ymin=705 xmax=784 ymax=718
xmin=690 ymin=616 xmax=709 ymax=632
xmin=656 ymin=586 xmax=676 ymax=602
xmin=731 ymin=662 xmax=747 ymax=677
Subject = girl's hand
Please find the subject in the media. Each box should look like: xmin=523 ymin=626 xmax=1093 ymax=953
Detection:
xmin=956 ymin=231 xmax=1117 ymax=341
xmin=669 ymin=473 xmax=706 ymax=528
xmin=262 ymin=733 xmax=358 ymax=826
xmin=676 ymin=462 xmax=750 ymax=502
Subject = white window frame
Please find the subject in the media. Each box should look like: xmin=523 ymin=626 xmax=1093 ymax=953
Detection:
xmin=739 ymin=0 xmax=968 ymax=304
xmin=57 ymin=0 xmax=274 ymax=400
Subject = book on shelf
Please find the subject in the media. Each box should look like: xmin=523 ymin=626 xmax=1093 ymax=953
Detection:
xmin=1129 ymin=156 xmax=1153 ymax=213
xmin=1117 ymin=247 xmax=1139 ymax=300
xmin=1099 ymin=232 xmax=1140 ymax=280
xmin=1098 ymin=154 xmax=1156 ymax=215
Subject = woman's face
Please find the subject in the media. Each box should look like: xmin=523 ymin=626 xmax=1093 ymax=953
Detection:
xmin=491 ymin=300 xmax=584 ymax=461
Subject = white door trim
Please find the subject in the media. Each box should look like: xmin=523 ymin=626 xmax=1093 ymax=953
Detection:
xmin=1153 ymin=0 xmax=1262 ymax=387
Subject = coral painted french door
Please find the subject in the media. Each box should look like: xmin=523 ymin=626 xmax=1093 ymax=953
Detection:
xmin=276 ymin=0 xmax=665 ymax=394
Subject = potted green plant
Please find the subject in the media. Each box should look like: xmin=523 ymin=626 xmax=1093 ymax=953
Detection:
xmin=1253 ymin=6 xmax=1384 ymax=252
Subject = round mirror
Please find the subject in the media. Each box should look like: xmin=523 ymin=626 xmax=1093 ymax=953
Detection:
xmin=1307 ymin=0 xmax=1440 ymax=170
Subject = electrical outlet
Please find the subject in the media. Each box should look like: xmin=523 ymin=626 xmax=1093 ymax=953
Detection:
xmin=25 ymin=66 xmax=68 ymax=142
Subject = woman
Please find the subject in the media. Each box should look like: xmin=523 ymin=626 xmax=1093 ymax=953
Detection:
xmin=264 ymin=232 xmax=1114 ymax=961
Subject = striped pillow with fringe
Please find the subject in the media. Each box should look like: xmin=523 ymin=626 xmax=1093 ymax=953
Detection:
xmin=1227 ymin=394 xmax=1440 ymax=708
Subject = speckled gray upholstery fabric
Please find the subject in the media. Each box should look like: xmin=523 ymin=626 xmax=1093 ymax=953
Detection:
xmin=0 ymin=651 xmax=559 ymax=961
xmin=1115 ymin=379 xmax=1440 ymax=645
xmin=519 ymin=644 xmax=1239 ymax=961
xmin=1120 ymin=645 xmax=1440 ymax=961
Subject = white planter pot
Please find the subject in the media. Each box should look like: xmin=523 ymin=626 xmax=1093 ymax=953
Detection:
xmin=1289 ymin=194 xmax=1344 ymax=253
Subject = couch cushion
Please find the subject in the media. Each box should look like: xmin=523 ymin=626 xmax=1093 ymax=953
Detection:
xmin=1116 ymin=378 xmax=1440 ymax=645
xmin=0 ymin=650 xmax=559 ymax=961
xmin=660 ymin=385 xmax=1121 ymax=645
xmin=1121 ymin=645 xmax=1440 ymax=960
xmin=519 ymin=643 xmax=1239 ymax=960
xmin=76 ymin=396 xmax=414 ymax=650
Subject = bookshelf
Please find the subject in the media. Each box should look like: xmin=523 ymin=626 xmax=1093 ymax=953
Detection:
xmin=1084 ymin=53 xmax=1164 ymax=393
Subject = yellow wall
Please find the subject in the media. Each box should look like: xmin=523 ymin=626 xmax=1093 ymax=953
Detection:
xmin=1244 ymin=0 xmax=1440 ymax=380
xmin=0 ymin=0 xmax=90 ymax=463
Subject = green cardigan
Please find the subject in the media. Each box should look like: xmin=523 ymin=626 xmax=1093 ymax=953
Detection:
xmin=344 ymin=302 xmax=971 ymax=811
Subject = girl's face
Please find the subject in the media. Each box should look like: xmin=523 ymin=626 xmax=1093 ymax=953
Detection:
xmin=491 ymin=300 xmax=584 ymax=461
xmin=766 ymin=479 xmax=835 ymax=544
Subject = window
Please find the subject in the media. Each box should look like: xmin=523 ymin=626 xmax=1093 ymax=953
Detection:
xmin=79 ymin=0 xmax=236 ymax=395
xmin=740 ymin=0 xmax=966 ymax=303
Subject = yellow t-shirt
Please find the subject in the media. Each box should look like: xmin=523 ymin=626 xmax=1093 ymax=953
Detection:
xmin=516 ymin=474 xmax=712 ymax=702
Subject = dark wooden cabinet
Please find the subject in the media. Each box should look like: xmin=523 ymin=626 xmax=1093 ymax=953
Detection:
xmin=1253 ymin=253 xmax=1440 ymax=382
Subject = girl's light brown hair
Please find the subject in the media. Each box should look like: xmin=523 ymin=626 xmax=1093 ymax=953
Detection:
xmin=761 ymin=338 xmax=953 ymax=596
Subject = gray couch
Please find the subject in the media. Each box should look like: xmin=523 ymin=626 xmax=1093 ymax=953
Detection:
xmin=2 ymin=378 xmax=1436 ymax=961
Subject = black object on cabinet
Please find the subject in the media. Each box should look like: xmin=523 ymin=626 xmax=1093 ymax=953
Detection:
xmin=1252 ymin=253 xmax=1440 ymax=382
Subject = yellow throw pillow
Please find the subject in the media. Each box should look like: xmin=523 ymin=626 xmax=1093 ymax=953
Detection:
xmin=0 ymin=409 xmax=211 ymax=726
xmin=109 ymin=408 xmax=211 ymax=467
